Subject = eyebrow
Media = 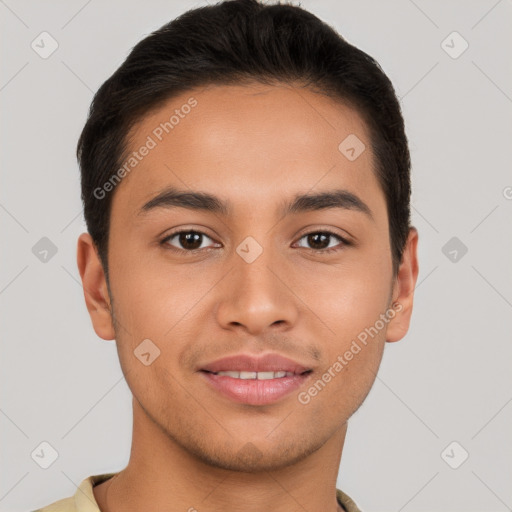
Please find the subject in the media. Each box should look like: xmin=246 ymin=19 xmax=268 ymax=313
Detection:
xmin=138 ymin=186 xmax=373 ymax=220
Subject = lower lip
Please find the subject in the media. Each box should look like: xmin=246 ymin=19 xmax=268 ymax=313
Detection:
xmin=200 ymin=371 xmax=312 ymax=405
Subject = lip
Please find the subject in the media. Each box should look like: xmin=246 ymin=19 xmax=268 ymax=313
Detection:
xmin=200 ymin=353 xmax=311 ymax=374
xmin=199 ymin=352 xmax=313 ymax=405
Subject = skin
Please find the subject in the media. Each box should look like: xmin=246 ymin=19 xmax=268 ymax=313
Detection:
xmin=77 ymin=82 xmax=419 ymax=512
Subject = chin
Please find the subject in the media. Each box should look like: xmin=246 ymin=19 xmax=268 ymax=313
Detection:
xmin=180 ymin=432 xmax=326 ymax=473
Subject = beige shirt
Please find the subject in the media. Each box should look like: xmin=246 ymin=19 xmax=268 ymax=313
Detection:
xmin=33 ymin=473 xmax=362 ymax=512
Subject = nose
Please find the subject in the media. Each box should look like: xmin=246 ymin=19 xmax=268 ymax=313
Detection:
xmin=215 ymin=244 xmax=299 ymax=336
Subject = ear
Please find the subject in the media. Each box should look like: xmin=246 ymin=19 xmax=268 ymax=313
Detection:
xmin=386 ymin=227 xmax=419 ymax=343
xmin=76 ymin=232 xmax=115 ymax=341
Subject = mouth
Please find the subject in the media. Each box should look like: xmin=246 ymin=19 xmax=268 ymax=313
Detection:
xmin=201 ymin=369 xmax=313 ymax=379
xmin=198 ymin=352 xmax=314 ymax=405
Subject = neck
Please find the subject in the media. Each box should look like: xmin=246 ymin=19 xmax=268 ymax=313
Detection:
xmin=95 ymin=397 xmax=347 ymax=512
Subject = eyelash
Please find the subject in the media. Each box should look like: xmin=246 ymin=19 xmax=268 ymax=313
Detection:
xmin=159 ymin=229 xmax=351 ymax=255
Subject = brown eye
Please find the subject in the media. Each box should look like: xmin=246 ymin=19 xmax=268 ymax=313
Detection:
xmin=306 ymin=233 xmax=330 ymax=250
xmin=295 ymin=231 xmax=348 ymax=253
xmin=161 ymin=230 xmax=216 ymax=252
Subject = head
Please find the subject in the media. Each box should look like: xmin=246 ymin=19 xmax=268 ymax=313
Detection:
xmin=77 ymin=0 xmax=418 ymax=472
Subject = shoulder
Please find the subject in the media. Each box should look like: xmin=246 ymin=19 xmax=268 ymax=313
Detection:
xmin=30 ymin=472 xmax=117 ymax=512
xmin=336 ymin=487 xmax=363 ymax=512
xmin=32 ymin=495 xmax=75 ymax=512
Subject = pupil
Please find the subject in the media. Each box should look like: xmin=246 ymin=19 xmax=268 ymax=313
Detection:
xmin=308 ymin=233 xmax=329 ymax=250
xmin=180 ymin=232 xmax=202 ymax=250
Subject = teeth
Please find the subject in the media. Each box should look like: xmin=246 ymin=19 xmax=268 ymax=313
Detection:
xmin=240 ymin=371 xmax=257 ymax=379
xmin=217 ymin=371 xmax=241 ymax=378
xmin=215 ymin=371 xmax=295 ymax=379
xmin=257 ymin=371 xmax=276 ymax=380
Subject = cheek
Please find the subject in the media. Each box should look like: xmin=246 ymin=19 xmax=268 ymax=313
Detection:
xmin=297 ymin=343 xmax=383 ymax=429
xmin=297 ymin=292 xmax=388 ymax=422
xmin=106 ymin=250 xmax=215 ymax=392
xmin=303 ymin=243 xmax=392 ymax=400
xmin=108 ymin=237 xmax=195 ymax=332
xmin=309 ymin=255 xmax=392 ymax=340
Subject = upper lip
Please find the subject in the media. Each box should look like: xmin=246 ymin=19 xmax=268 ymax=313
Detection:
xmin=200 ymin=353 xmax=312 ymax=374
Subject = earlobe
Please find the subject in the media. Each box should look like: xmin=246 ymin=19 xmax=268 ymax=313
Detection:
xmin=76 ymin=232 xmax=116 ymax=341
xmin=386 ymin=227 xmax=419 ymax=343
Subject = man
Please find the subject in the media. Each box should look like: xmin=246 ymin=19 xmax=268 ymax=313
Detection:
xmin=34 ymin=0 xmax=418 ymax=510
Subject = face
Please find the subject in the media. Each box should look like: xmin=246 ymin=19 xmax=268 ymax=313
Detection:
xmin=79 ymin=82 xmax=418 ymax=472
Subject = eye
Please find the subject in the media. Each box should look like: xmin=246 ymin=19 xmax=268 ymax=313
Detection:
xmin=160 ymin=229 xmax=350 ymax=255
xmin=294 ymin=230 xmax=350 ymax=254
xmin=160 ymin=230 xmax=219 ymax=253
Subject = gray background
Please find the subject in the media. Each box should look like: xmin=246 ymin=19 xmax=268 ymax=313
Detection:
xmin=1 ymin=0 xmax=511 ymax=511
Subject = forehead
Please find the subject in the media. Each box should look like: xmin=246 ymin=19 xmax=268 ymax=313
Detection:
xmin=112 ymin=82 xmax=383 ymax=218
